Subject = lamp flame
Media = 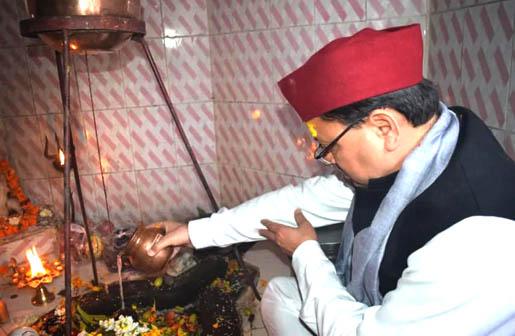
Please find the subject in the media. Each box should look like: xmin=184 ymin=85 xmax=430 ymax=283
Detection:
xmin=251 ymin=109 xmax=261 ymax=120
xmin=58 ymin=148 xmax=65 ymax=166
xmin=26 ymin=246 xmax=48 ymax=279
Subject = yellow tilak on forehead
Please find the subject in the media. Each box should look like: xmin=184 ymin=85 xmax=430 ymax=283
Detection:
xmin=306 ymin=121 xmax=317 ymax=138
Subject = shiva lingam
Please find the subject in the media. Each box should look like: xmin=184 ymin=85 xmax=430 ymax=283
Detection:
xmin=9 ymin=246 xmax=63 ymax=305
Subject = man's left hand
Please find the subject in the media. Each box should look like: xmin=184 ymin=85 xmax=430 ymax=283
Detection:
xmin=259 ymin=209 xmax=318 ymax=256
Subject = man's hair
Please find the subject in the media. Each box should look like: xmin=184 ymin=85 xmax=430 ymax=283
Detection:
xmin=320 ymin=79 xmax=441 ymax=126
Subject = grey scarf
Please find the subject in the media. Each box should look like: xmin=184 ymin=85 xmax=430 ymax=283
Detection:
xmin=335 ymin=103 xmax=460 ymax=306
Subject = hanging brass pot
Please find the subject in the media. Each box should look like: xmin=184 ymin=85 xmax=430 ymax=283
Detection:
xmin=22 ymin=0 xmax=143 ymax=53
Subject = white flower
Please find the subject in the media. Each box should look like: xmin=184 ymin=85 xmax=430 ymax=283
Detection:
xmin=99 ymin=315 xmax=149 ymax=336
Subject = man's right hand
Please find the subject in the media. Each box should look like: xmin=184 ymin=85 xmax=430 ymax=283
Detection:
xmin=147 ymin=221 xmax=193 ymax=256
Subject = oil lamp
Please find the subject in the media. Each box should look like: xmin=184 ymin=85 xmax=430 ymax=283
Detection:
xmin=10 ymin=246 xmax=62 ymax=305
xmin=44 ymin=132 xmax=65 ymax=171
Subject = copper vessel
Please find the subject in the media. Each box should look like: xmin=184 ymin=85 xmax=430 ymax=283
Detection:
xmin=24 ymin=0 xmax=142 ymax=53
xmin=125 ymin=226 xmax=173 ymax=274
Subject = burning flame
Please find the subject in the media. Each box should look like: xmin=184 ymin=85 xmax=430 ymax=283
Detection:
xmin=26 ymin=246 xmax=48 ymax=278
xmin=251 ymin=109 xmax=262 ymax=120
xmin=79 ymin=0 xmax=100 ymax=14
xmin=58 ymin=148 xmax=65 ymax=166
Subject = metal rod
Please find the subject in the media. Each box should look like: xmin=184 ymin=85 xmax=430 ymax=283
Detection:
xmin=71 ymin=147 xmax=99 ymax=285
xmin=55 ymin=51 xmax=100 ymax=286
xmin=84 ymin=53 xmax=112 ymax=223
xmin=61 ymin=29 xmax=73 ymax=336
xmin=137 ymin=36 xmax=261 ymax=301
xmin=136 ymin=36 xmax=218 ymax=213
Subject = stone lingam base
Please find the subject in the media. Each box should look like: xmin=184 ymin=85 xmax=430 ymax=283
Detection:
xmin=1 ymin=254 xmax=261 ymax=336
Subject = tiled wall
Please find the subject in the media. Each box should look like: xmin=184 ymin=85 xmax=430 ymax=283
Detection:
xmin=1 ymin=0 xmax=512 ymax=226
xmin=0 ymin=0 xmax=429 ymax=223
xmin=209 ymin=0 xmax=428 ymax=207
xmin=0 ymin=0 xmax=219 ymax=227
xmin=428 ymin=0 xmax=515 ymax=160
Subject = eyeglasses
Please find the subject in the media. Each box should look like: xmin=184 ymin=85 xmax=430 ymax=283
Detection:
xmin=314 ymin=119 xmax=363 ymax=164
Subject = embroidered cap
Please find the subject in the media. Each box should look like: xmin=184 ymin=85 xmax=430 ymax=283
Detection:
xmin=277 ymin=24 xmax=423 ymax=121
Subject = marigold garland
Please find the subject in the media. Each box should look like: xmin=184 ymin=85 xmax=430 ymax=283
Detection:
xmin=0 ymin=160 xmax=39 ymax=238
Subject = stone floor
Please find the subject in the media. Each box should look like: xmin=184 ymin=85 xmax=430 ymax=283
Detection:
xmin=243 ymin=240 xmax=294 ymax=336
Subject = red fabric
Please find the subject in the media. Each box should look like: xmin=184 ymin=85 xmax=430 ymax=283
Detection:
xmin=277 ymin=24 xmax=423 ymax=121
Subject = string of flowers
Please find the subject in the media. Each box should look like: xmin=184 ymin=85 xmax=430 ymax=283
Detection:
xmin=0 ymin=160 xmax=39 ymax=238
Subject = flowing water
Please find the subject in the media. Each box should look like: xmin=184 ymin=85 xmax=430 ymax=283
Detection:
xmin=116 ymin=254 xmax=125 ymax=310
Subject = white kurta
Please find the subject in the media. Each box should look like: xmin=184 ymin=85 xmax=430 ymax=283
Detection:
xmin=188 ymin=176 xmax=515 ymax=335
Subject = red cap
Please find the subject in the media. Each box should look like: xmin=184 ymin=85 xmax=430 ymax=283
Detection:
xmin=278 ymin=24 xmax=423 ymax=121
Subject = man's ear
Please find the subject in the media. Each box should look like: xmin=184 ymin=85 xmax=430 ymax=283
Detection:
xmin=367 ymin=108 xmax=401 ymax=151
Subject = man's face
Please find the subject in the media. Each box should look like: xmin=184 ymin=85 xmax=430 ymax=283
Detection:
xmin=308 ymin=116 xmax=384 ymax=186
xmin=308 ymin=108 xmax=434 ymax=186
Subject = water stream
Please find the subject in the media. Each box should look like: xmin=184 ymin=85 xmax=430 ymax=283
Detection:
xmin=116 ymin=254 xmax=125 ymax=310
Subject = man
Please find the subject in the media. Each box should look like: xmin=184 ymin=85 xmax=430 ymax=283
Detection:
xmin=150 ymin=24 xmax=515 ymax=335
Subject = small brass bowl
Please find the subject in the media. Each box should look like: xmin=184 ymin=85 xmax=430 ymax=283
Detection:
xmin=125 ymin=226 xmax=172 ymax=274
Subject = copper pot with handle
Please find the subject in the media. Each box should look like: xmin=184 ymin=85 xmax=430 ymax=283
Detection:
xmin=125 ymin=225 xmax=173 ymax=274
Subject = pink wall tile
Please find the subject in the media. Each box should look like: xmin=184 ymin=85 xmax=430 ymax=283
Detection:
xmin=240 ymin=169 xmax=267 ymax=200
xmin=239 ymin=169 xmax=301 ymax=201
xmin=0 ymin=0 xmax=24 ymax=47
xmin=162 ymin=0 xmax=209 ymax=36
xmin=219 ymin=164 xmax=301 ymax=207
xmin=141 ymin=0 xmax=164 ymax=38
xmin=84 ymin=52 xmax=126 ymax=110
xmin=135 ymin=167 xmax=180 ymax=223
xmin=0 ymin=48 xmax=34 ymax=116
xmin=120 ymin=39 xmax=167 ymax=108
xmin=174 ymin=102 xmax=217 ymax=165
xmin=269 ymin=0 xmax=315 ymax=28
xmin=127 ymin=106 xmax=177 ymax=169
xmin=215 ymin=103 xmax=244 ymax=165
xmin=73 ymin=55 xmax=94 ymax=112
xmin=219 ymin=164 xmax=246 ymax=207
xmin=231 ymin=31 xmax=277 ymax=102
xmin=166 ymin=36 xmax=212 ymax=103
xmin=173 ymin=164 xmax=220 ymax=220
xmin=21 ymin=178 xmax=53 ymax=206
xmin=428 ymin=11 xmax=465 ymax=104
xmin=208 ymin=0 xmax=270 ymax=34
xmin=211 ymin=34 xmax=234 ymax=101
xmin=365 ymin=15 xmax=427 ymax=30
xmin=37 ymin=112 xmax=101 ymax=176
xmin=216 ymin=102 xmax=323 ymax=177
xmin=267 ymin=104 xmax=323 ymax=177
xmin=38 ymin=113 xmax=77 ymax=179
xmin=259 ymin=171 xmax=300 ymax=193
xmin=136 ymin=164 xmax=220 ymax=219
xmin=267 ymin=27 xmax=316 ymax=103
xmin=75 ymin=113 xmax=102 ymax=174
xmin=207 ymin=0 xmax=232 ymax=34
xmin=366 ymin=0 xmax=426 ymax=19
xmin=27 ymin=47 xmax=86 ymax=115
xmin=313 ymin=22 xmax=368 ymax=48
xmin=460 ymin=2 xmax=513 ymax=128
xmin=95 ymin=109 xmax=135 ymax=173
xmin=103 ymin=171 xmax=142 ymax=227
xmin=431 ymin=0 xmax=477 ymax=13
xmin=315 ymin=0 xmax=366 ymax=24
xmin=4 ymin=116 xmax=47 ymax=179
